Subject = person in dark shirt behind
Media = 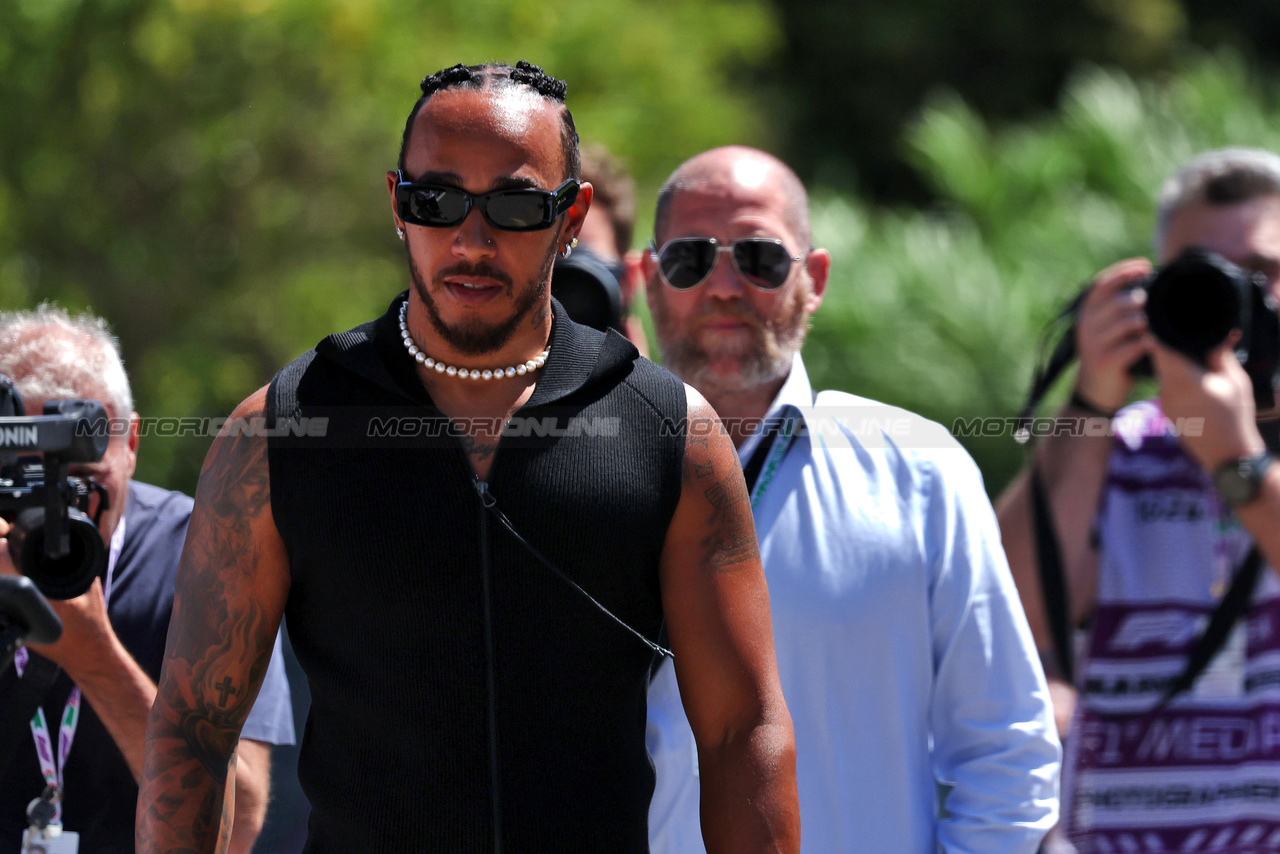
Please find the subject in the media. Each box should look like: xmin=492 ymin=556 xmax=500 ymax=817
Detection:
xmin=0 ymin=304 xmax=294 ymax=854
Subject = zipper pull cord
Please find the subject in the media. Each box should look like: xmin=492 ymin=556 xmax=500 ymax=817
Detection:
xmin=474 ymin=477 xmax=503 ymax=853
xmin=472 ymin=479 xmax=673 ymax=659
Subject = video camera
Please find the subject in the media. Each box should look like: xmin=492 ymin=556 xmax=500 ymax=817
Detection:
xmin=1018 ymin=248 xmax=1280 ymax=428
xmin=552 ymin=244 xmax=626 ymax=334
xmin=0 ymin=375 xmax=110 ymax=600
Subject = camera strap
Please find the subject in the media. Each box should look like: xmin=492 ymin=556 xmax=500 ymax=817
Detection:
xmin=1016 ymin=292 xmax=1088 ymax=442
xmin=1032 ymin=467 xmax=1265 ymax=710
xmin=1030 ymin=466 xmax=1075 ymax=684
xmin=13 ymin=516 xmax=124 ymax=823
xmin=1152 ymin=544 xmax=1262 ymax=711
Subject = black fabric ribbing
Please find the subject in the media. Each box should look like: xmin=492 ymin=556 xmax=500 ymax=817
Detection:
xmin=267 ymin=295 xmax=686 ymax=853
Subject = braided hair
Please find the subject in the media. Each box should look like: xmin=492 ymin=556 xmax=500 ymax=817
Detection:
xmin=397 ymin=61 xmax=581 ymax=180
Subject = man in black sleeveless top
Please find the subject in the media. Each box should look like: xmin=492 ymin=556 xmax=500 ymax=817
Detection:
xmin=137 ymin=62 xmax=798 ymax=854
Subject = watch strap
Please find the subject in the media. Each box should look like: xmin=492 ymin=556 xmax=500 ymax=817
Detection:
xmin=1215 ymin=451 xmax=1274 ymax=508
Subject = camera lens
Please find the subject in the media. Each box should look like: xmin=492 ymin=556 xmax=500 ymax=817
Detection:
xmin=7 ymin=507 xmax=106 ymax=600
xmin=1144 ymin=250 xmax=1246 ymax=364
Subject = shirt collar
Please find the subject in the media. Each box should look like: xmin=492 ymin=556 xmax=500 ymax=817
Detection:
xmin=737 ymin=351 xmax=813 ymax=464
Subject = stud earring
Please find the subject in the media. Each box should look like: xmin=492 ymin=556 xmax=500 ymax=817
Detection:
xmin=560 ymin=237 xmax=578 ymax=259
xmin=396 ymin=227 xmax=405 ymax=241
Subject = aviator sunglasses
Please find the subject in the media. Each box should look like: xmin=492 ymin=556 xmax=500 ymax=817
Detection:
xmin=652 ymin=237 xmax=806 ymax=291
xmin=393 ymin=171 xmax=581 ymax=232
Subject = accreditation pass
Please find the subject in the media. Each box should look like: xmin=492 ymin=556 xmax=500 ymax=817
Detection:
xmin=20 ymin=827 xmax=80 ymax=854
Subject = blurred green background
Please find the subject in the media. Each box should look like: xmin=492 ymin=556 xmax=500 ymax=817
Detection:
xmin=4 ymin=0 xmax=1280 ymax=495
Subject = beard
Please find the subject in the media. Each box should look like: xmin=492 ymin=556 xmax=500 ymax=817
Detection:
xmin=406 ymin=237 xmax=557 ymax=356
xmin=651 ymin=279 xmax=812 ymax=394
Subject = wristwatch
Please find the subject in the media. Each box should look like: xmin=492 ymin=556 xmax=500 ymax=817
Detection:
xmin=1213 ymin=451 xmax=1275 ymax=508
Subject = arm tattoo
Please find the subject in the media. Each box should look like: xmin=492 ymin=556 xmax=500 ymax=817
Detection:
xmin=699 ymin=463 xmax=760 ymax=572
xmin=138 ymin=405 xmax=277 ymax=851
xmin=169 ymin=410 xmax=275 ymax=777
xmin=681 ymin=398 xmax=758 ymax=573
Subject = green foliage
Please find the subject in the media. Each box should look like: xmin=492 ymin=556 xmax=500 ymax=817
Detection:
xmin=0 ymin=0 xmax=778 ymax=493
xmin=764 ymin=0 xmax=1280 ymax=203
xmin=802 ymin=51 xmax=1280 ymax=492
xmin=762 ymin=0 xmax=1187 ymax=201
xmin=5 ymin=0 xmax=1280 ymax=501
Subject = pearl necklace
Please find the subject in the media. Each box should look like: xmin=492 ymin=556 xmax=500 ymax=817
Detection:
xmin=398 ymin=299 xmax=549 ymax=380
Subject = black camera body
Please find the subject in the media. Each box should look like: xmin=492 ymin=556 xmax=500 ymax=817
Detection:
xmin=0 ymin=375 xmax=110 ymax=600
xmin=1018 ymin=248 xmax=1280 ymax=432
xmin=1131 ymin=249 xmax=1280 ymax=410
xmin=552 ymin=244 xmax=626 ymax=334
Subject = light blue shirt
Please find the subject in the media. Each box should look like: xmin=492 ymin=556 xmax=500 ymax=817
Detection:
xmin=647 ymin=355 xmax=1060 ymax=853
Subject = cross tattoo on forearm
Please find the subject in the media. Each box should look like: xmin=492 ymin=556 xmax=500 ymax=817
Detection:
xmin=214 ymin=676 xmax=239 ymax=707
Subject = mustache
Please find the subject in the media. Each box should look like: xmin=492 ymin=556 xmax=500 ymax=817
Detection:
xmin=432 ymin=261 xmax=514 ymax=290
xmin=692 ymin=302 xmax=762 ymax=328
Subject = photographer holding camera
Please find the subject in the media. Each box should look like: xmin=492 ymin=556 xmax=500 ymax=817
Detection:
xmin=998 ymin=148 xmax=1280 ymax=851
xmin=0 ymin=306 xmax=295 ymax=854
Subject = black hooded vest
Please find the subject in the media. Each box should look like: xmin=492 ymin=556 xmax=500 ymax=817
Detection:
xmin=266 ymin=295 xmax=686 ymax=853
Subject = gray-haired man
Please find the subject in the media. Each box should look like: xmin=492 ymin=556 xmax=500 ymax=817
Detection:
xmin=998 ymin=148 xmax=1280 ymax=851
xmin=0 ymin=305 xmax=295 ymax=853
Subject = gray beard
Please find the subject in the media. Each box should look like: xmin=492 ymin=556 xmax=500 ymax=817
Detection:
xmin=406 ymin=237 xmax=558 ymax=356
xmin=650 ymin=281 xmax=811 ymax=395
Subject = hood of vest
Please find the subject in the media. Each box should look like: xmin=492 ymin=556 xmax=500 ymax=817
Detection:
xmin=311 ymin=292 xmax=640 ymax=408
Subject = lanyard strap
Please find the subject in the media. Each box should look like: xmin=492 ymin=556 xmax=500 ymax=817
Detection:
xmin=743 ymin=405 xmax=802 ymax=509
xmin=20 ymin=515 xmax=125 ymax=823
xmin=29 ymin=695 xmax=80 ymax=794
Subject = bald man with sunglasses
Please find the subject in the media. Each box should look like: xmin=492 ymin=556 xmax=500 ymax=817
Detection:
xmin=643 ymin=146 xmax=1060 ymax=854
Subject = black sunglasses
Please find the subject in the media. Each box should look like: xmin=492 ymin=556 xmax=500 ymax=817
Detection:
xmin=394 ymin=171 xmax=581 ymax=232
xmin=652 ymin=237 xmax=806 ymax=291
